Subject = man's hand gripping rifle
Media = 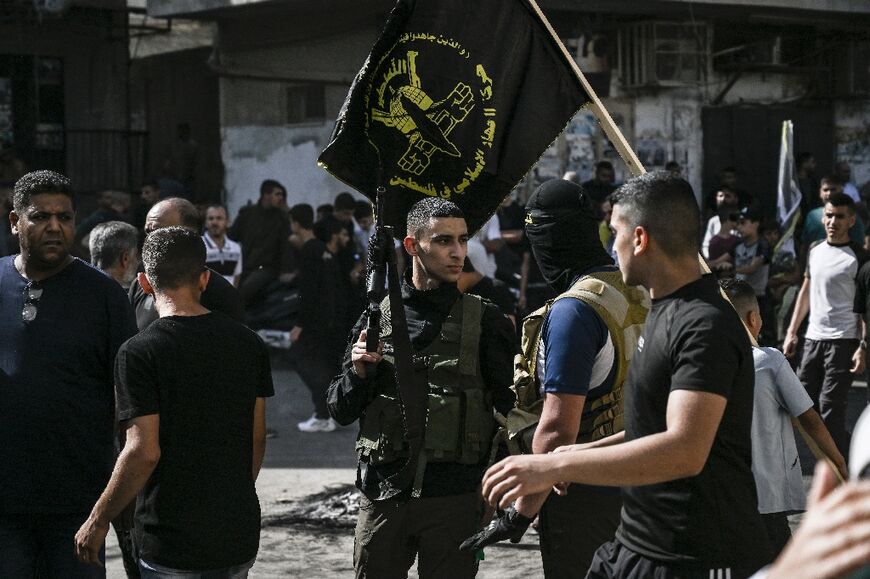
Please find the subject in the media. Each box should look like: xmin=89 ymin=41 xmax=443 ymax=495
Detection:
xmin=364 ymin=187 xmax=393 ymax=375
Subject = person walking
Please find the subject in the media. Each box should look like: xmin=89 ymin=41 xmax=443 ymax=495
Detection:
xmin=74 ymin=227 xmax=273 ymax=577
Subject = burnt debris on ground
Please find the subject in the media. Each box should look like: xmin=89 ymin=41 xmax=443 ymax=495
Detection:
xmin=263 ymin=484 xmax=360 ymax=529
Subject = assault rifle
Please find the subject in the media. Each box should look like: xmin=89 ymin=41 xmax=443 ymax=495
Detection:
xmin=362 ymin=186 xmax=428 ymax=498
xmin=364 ymin=186 xmax=391 ymax=374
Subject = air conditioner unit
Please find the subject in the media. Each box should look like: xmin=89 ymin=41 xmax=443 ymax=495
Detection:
xmin=618 ymin=21 xmax=708 ymax=88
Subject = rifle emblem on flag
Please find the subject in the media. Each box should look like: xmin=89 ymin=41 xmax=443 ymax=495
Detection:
xmin=366 ymin=35 xmax=496 ymax=199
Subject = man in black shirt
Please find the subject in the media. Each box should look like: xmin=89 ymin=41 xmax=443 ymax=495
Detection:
xmin=129 ymin=197 xmax=244 ymax=330
xmin=582 ymin=161 xmax=618 ymax=206
xmin=229 ymin=179 xmax=291 ymax=307
xmin=290 ymin=207 xmax=347 ymax=433
xmin=328 ymin=198 xmax=517 ymax=578
xmin=75 ymin=226 xmax=273 ymax=575
xmin=482 ymin=172 xmax=771 ymax=578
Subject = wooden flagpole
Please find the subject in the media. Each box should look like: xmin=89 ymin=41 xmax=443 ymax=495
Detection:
xmin=525 ymin=0 xmax=645 ymax=177
xmin=526 ymin=0 xmax=845 ymax=483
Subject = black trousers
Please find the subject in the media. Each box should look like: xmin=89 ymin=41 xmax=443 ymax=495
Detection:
xmin=586 ymin=540 xmax=757 ymax=579
xmin=539 ymin=485 xmax=622 ymax=579
xmin=797 ymin=338 xmax=858 ymax=457
xmin=761 ymin=512 xmax=791 ymax=560
xmin=289 ymin=333 xmax=341 ymax=419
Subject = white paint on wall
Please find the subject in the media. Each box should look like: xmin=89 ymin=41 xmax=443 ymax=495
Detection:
xmin=221 ymin=125 xmax=366 ymax=221
xmin=835 ymin=100 xmax=870 ymax=188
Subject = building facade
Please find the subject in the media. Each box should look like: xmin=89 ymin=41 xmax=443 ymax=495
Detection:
xmin=0 ymin=0 xmax=141 ymax=192
xmin=147 ymin=0 xmax=870 ymax=218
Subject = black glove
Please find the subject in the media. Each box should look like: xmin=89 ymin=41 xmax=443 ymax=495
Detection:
xmin=458 ymin=506 xmax=533 ymax=552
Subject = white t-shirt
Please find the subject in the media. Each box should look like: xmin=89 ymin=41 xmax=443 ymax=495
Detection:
xmin=751 ymin=346 xmax=813 ymax=514
xmin=203 ymin=234 xmax=243 ymax=285
xmin=806 ymin=241 xmax=861 ymax=340
xmin=468 ymin=215 xmax=501 ymax=278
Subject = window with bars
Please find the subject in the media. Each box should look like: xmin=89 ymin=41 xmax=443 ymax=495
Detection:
xmin=618 ymin=21 xmax=708 ymax=88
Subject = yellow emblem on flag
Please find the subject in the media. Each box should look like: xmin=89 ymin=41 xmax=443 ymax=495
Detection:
xmin=365 ymin=33 xmax=497 ymax=200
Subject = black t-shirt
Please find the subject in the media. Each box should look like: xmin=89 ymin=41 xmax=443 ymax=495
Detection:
xmin=616 ymin=275 xmax=771 ymax=571
xmin=129 ymin=267 xmax=245 ymax=331
xmin=296 ymin=238 xmax=346 ymax=347
xmin=115 ymin=312 xmax=274 ymax=569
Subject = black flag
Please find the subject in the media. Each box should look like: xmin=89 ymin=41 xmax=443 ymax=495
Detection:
xmin=318 ymin=0 xmax=591 ymax=234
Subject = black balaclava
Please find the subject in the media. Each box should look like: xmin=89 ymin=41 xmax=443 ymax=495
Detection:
xmin=524 ymin=178 xmax=613 ymax=293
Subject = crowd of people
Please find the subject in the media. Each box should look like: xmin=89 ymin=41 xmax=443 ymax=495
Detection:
xmin=1 ymin=165 xmax=869 ymax=579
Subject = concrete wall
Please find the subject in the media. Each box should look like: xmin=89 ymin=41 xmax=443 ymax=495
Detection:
xmin=217 ymin=23 xmax=378 ymax=218
xmin=213 ymin=11 xmax=870 ymax=218
xmin=835 ymin=100 xmax=870 ymax=189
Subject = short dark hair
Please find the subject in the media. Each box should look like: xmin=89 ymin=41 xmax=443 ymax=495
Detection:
xmin=719 ymin=277 xmax=758 ymax=317
xmin=143 ymin=180 xmax=160 ymax=190
xmin=611 ymin=171 xmax=700 ymax=257
xmin=205 ymin=204 xmax=228 ymax=217
xmin=820 ymin=175 xmax=843 ymax=187
xmin=665 ymin=161 xmax=680 ymax=171
xmin=796 ymin=152 xmax=814 ymax=166
xmin=89 ymin=221 xmax=139 ymax=270
xmin=13 ymin=170 xmax=73 ymax=213
xmin=759 ymin=218 xmax=780 ymax=236
xmin=289 ymin=203 xmax=314 ymax=230
xmin=260 ymin=179 xmax=286 ymax=198
xmin=826 ymin=192 xmax=856 ymax=214
xmin=316 ymin=203 xmax=334 ymax=217
xmin=354 ymin=200 xmax=373 ymax=221
xmin=314 ymin=215 xmax=344 ymax=243
xmin=334 ymin=192 xmax=356 ymax=212
xmin=159 ymin=197 xmax=201 ymax=230
xmin=595 ymin=161 xmax=614 ymax=172
xmin=142 ymin=226 xmax=206 ymax=291
xmin=406 ymin=197 xmax=465 ymax=238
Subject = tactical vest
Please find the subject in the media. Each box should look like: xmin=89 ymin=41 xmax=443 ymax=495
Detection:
xmin=355 ymin=294 xmax=495 ymax=469
xmin=506 ymin=270 xmax=649 ymax=454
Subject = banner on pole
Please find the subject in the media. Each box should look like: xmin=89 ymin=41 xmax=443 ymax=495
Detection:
xmin=776 ymin=120 xmax=802 ymax=253
xmin=317 ymin=0 xmax=592 ymax=234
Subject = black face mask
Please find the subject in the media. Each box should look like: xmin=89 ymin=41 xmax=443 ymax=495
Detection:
xmin=524 ymin=179 xmax=613 ymax=293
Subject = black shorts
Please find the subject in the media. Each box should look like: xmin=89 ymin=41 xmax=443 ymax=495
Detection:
xmin=586 ymin=540 xmax=759 ymax=579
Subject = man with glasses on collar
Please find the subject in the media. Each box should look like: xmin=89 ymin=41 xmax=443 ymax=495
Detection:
xmin=0 ymin=170 xmax=137 ymax=577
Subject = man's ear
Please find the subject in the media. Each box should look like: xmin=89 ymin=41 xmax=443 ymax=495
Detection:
xmin=199 ymin=269 xmax=211 ymax=292
xmin=634 ymin=225 xmax=649 ymax=256
xmin=403 ymin=235 xmax=419 ymax=257
xmin=139 ymin=272 xmax=155 ymax=295
xmin=9 ymin=210 xmax=19 ymax=235
xmin=119 ymin=249 xmax=132 ymax=270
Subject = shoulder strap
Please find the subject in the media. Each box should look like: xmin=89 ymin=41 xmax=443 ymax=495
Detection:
xmin=458 ymin=294 xmax=483 ymax=376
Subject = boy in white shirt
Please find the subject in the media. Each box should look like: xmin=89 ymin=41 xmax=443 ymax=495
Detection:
xmin=720 ymin=278 xmax=848 ymax=556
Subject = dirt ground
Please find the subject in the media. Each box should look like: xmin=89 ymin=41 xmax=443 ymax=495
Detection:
xmin=102 ymin=353 xmax=867 ymax=578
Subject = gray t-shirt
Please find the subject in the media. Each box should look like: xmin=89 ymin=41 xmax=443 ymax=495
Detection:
xmin=733 ymin=238 xmax=771 ymax=297
xmin=751 ymin=346 xmax=813 ymax=514
xmin=806 ymin=241 xmax=862 ymax=340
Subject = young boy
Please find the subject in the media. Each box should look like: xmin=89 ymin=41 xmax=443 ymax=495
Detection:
xmin=719 ymin=278 xmax=848 ymax=556
xmin=707 ymin=209 xmax=740 ymax=273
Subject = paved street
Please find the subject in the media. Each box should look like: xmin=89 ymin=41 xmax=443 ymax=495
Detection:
xmin=103 ymin=351 xmax=868 ymax=578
